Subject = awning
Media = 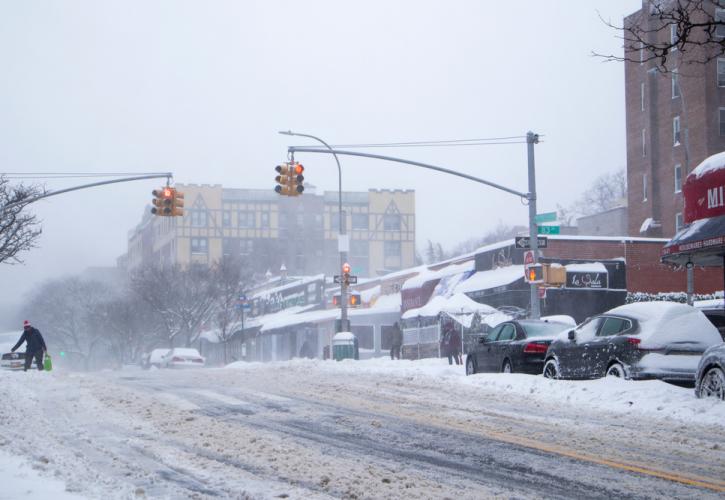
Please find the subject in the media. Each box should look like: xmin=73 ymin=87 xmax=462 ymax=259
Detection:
xmin=661 ymin=215 xmax=725 ymax=266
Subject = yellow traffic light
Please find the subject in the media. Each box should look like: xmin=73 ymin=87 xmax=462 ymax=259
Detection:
xmin=291 ymin=163 xmax=304 ymax=195
xmin=171 ymin=189 xmax=184 ymax=217
xmin=274 ymin=162 xmax=304 ymax=196
xmin=151 ymin=187 xmax=173 ymax=216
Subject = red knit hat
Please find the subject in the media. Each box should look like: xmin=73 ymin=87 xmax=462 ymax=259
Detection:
xmin=23 ymin=320 xmax=31 ymax=328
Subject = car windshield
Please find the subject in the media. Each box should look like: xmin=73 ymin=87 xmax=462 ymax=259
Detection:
xmin=520 ymin=321 xmax=569 ymax=338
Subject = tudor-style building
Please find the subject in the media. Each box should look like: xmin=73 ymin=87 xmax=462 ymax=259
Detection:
xmin=122 ymin=184 xmax=416 ymax=278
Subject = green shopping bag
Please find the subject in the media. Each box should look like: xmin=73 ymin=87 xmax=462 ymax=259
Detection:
xmin=44 ymin=354 xmax=53 ymax=372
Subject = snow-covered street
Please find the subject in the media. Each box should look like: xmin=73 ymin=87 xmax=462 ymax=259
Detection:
xmin=1 ymin=359 xmax=724 ymax=499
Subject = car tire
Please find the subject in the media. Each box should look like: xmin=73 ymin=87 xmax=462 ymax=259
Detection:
xmin=543 ymin=358 xmax=560 ymax=379
xmin=606 ymin=362 xmax=627 ymax=379
xmin=466 ymin=356 xmax=476 ymax=376
xmin=502 ymin=359 xmax=512 ymax=374
xmin=697 ymin=367 xmax=725 ymax=400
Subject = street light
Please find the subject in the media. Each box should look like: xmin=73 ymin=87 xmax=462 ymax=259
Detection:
xmin=278 ymin=130 xmax=350 ymax=331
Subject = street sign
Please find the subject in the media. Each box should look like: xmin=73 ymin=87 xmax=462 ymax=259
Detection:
xmin=523 ymin=250 xmax=534 ymax=266
xmin=515 ymin=236 xmax=548 ymax=249
xmin=333 ymin=275 xmax=358 ymax=284
xmin=538 ymin=225 xmax=560 ymax=235
xmin=535 ymin=212 xmax=557 ymax=224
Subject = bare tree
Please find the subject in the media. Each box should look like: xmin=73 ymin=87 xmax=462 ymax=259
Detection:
xmin=596 ymin=0 xmax=725 ymax=72
xmin=26 ymin=277 xmax=113 ymax=370
xmin=0 ymin=176 xmax=44 ymax=264
xmin=571 ymin=169 xmax=627 ymax=217
xmin=131 ymin=264 xmax=219 ymax=347
xmin=212 ymin=255 xmax=251 ymax=363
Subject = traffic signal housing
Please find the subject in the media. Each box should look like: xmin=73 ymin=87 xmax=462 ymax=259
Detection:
xmin=332 ymin=293 xmax=362 ymax=308
xmin=151 ymin=187 xmax=173 ymax=216
xmin=274 ymin=162 xmax=304 ymax=196
xmin=342 ymin=262 xmax=351 ymax=286
xmin=171 ymin=189 xmax=184 ymax=217
xmin=525 ymin=264 xmax=543 ymax=284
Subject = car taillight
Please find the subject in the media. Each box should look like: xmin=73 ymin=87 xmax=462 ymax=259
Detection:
xmin=192 ymin=358 xmax=203 ymax=363
xmin=523 ymin=342 xmax=549 ymax=354
xmin=626 ymin=337 xmax=641 ymax=347
xmin=172 ymin=357 xmax=183 ymax=362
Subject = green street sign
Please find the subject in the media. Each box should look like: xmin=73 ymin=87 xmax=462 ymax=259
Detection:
xmin=538 ymin=225 xmax=561 ymax=235
xmin=535 ymin=212 xmax=558 ymax=224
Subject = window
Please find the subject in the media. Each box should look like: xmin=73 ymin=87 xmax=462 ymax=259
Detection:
xmin=191 ymin=210 xmax=207 ymax=228
xmin=672 ymin=69 xmax=680 ymax=98
xmin=330 ymin=214 xmax=340 ymax=231
xmin=191 ymin=237 xmax=208 ymax=254
xmin=718 ymin=59 xmax=725 ymax=87
xmin=717 ymin=9 xmax=725 ymax=38
xmin=260 ymin=212 xmax=270 ymax=228
xmin=643 ymin=173 xmax=648 ymax=202
xmin=641 ymin=82 xmax=645 ymax=111
xmin=384 ymin=240 xmax=401 ymax=257
xmin=485 ymin=325 xmax=502 ymax=342
xmin=352 ymin=213 xmax=368 ymax=230
xmin=279 ymin=212 xmax=288 ymax=228
xmin=496 ymin=324 xmax=516 ymax=342
xmin=238 ymin=211 xmax=255 ymax=228
xmin=597 ymin=317 xmax=632 ymax=337
xmin=383 ymin=214 xmax=401 ymax=231
xmin=314 ymin=214 xmax=323 ymax=229
xmin=350 ymin=239 xmax=369 ymax=257
xmin=674 ymin=164 xmax=682 ymax=193
xmin=642 ymin=128 xmax=646 ymax=157
xmin=670 ymin=24 xmax=678 ymax=50
xmin=574 ymin=317 xmax=603 ymax=342
xmin=676 ymin=212 xmax=684 ymax=232
xmin=240 ymin=239 xmax=253 ymax=255
xmin=222 ymin=211 xmax=231 ymax=228
xmin=673 ymin=116 xmax=681 ymax=146
xmin=720 ymin=108 xmax=725 ymax=136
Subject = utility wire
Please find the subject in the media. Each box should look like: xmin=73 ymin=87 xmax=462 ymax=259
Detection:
xmin=291 ymin=135 xmax=537 ymax=149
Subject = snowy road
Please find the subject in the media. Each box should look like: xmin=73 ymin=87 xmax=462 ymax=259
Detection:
xmin=1 ymin=359 xmax=724 ymax=499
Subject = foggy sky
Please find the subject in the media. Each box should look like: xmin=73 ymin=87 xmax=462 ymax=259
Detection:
xmin=0 ymin=0 xmax=641 ymax=327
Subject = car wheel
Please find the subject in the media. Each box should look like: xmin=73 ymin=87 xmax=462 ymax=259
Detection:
xmin=698 ymin=367 xmax=725 ymax=400
xmin=502 ymin=359 xmax=512 ymax=374
xmin=466 ymin=356 xmax=476 ymax=376
xmin=543 ymin=358 xmax=560 ymax=379
xmin=606 ymin=362 xmax=627 ymax=379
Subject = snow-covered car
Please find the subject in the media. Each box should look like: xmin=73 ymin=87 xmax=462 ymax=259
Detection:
xmin=466 ymin=320 xmax=571 ymax=375
xmin=1 ymin=351 xmax=25 ymax=371
xmin=141 ymin=349 xmax=170 ymax=370
xmin=543 ymin=302 xmax=722 ymax=384
xmin=160 ymin=348 xmax=205 ymax=369
xmin=694 ymin=299 xmax=725 ymax=341
xmin=694 ymin=343 xmax=725 ymax=400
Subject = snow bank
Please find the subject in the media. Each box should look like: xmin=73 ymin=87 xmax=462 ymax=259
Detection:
xmin=0 ymin=450 xmax=87 ymax=500
xmin=224 ymin=357 xmax=725 ymax=428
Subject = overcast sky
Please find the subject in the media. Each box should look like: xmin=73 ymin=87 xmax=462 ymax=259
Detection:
xmin=0 ymin=0 xmax=641 ymax=325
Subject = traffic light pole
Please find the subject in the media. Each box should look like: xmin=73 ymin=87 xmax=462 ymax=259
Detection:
xmin=286 ymin=135 xmax=542 ymax=319
xmin=279 ymin=131 xmax=349 ymax=332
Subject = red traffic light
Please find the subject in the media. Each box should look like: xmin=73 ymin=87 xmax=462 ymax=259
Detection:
xmin=342 ymin=262 xmax=351 ymax=274
xmin=294 ymin=163 xmax=304 ymax=175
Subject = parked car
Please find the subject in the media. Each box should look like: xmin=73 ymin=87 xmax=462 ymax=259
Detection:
xmin=160 ymin=348 xmax=205 ymax=369
xmin=465 ymin=320 xmax=571 ymax=375
xmin=1 ymin=351 xmax=26 ymax=371
xmin=695 ymin=343 xmax=725 ymax=400
xmin=543 ymin=302 xmax=722 ymax=384
xmin=694 ymin=299 xmax=725 ymax=341
xmin=141 ymin=349 xmax=170 ymax=370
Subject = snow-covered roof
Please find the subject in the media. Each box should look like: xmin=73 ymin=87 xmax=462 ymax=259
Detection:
xmin=401 ymin=261 xmax=473 ymax=291
xmin=690 ymin=150 xmax=725 ymax=179
xmin=565 ymin=262 xmax=608 ymax=274
xmin=453 ymin=265 xmax=525 ymax=294
xmin=251 ymin=274 xmax=325 ymax=300
xmin=401 ymin=292 xmax=497 ymax=321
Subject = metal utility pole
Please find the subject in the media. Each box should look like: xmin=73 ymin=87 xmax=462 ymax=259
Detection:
xmin=527 ymin=131 xmax=541 ymax=319
xmin=279 ymin=131 xmax=349 ymax=332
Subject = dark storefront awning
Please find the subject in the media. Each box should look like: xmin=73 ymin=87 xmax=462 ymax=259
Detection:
xmin=661 ymin=215 xmax=725 ymax=267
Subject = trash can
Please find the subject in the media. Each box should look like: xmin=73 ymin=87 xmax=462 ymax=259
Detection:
xmin=332 ymin=332 xmax=356 ymax=361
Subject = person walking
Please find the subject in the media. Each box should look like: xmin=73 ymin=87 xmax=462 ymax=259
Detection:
xmin=450 ymin=326 xmax=462 ymax=365
xmin=11 ymin=320 xmax=47 ymax=372
xmin=390 ymin=322 xmax=403 ymax=360
xmin=440 ymin=324 xmax=454 ymax=365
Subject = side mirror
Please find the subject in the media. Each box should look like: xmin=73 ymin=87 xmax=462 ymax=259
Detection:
xmin=567 ymin=330 xmax=576 ymax=342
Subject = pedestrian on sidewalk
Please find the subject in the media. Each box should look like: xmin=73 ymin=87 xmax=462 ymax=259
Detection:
xmin=450 ymin=326 xmax=462 ymax=365
xmin=11 ymin=320 xmax=47 ymax=372
xmin=390 ymin=322 xmax=403 ymax=360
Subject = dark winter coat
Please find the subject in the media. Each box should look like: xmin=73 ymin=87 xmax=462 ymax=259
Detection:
xmin=440 ymin=330 xmax=453 ymax=356
xmin=391 ymin=324 xmax=403 ymax=347
xmin=12 ymin=327 xmax=47 ymax=354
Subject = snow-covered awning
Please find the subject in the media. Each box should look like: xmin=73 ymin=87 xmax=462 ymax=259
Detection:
xmin=401 ymin=292 xmax=498 ymax=327
xmin=661 ymin=215 xmax=725 ymax=266
xmin=453 ymin=265 xmax=525 ymax=294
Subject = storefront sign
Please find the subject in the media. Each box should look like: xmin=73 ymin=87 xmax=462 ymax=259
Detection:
xmin=683 ymin=167 xmax=725 ymax=223
xmin=565 ymin=272 xmax=608 ymax=289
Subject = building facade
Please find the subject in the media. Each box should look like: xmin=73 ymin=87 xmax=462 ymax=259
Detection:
xmin=124 ymin=184 xmax=416 ymax=277
xmin=625 ymin=1 xmax=725 ymax=238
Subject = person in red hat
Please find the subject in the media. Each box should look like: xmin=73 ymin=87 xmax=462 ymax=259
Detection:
xmin=11 ymin=320 xmax=47 ymax=371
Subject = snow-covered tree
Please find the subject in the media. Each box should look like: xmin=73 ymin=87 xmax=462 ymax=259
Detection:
xmin=212 ymin=255 xmax=252 ymax=363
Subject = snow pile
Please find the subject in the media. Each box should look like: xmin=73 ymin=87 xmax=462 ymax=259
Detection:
xmin=0 ymin=450 xmax=87 ymax=500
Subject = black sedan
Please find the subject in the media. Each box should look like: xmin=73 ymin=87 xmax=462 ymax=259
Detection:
xmin=465 ymin=320 xmax=570 ymax=375
xmin=695 ymin=343 xmax=725 ymax=400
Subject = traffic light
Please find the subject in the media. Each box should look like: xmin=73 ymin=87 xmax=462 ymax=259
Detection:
xmin=342 ymin=262 xmax=351 ymax=286
xmin=274 ymin=162 xmax=304 ymax=196
xmin=332 ymin=294 xmax=362 ymax=307
xmin=171 ymin=189 xmax=184 ymax=217
xmin=526 ymin=264 xmax=543 ymax=284
xmin=151 ymin=187 xmax=173 ymax=216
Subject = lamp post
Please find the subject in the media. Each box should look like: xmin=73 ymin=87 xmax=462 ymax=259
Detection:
xmin=278 ymin=130 xmax=349 ymax=332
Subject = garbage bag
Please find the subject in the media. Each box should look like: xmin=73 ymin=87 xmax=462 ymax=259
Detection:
xmin=44 ymin=354 xmax=53 ymax=372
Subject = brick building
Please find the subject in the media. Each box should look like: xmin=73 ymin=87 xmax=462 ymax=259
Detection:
xmin=625 ymin=1 xmax=725 ymax=238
